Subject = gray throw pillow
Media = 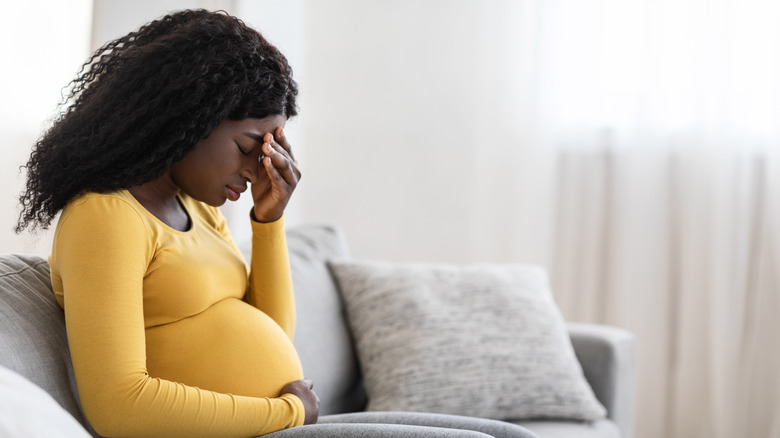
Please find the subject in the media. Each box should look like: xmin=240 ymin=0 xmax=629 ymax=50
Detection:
xmin=328 ymin=260 xmax=607 ymax=422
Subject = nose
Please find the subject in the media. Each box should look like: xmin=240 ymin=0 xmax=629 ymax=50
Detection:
xmin=239 ymin=158 xmax=259 ymax=184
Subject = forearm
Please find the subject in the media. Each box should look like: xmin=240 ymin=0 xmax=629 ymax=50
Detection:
xmin=245 ymin=214 xmax=296 ymax=338
xmin=63 ymin=263 xmax=305 ymax=438
xmin=74 ymin=368 xmax=304 ymax=438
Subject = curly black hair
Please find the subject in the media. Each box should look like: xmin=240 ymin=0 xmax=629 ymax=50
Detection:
xmin=16 ymin=9 xmax=298 ymax=232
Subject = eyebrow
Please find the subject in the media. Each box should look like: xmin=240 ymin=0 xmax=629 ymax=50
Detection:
xmin=242 ymin=132 xmax=264 ymax=143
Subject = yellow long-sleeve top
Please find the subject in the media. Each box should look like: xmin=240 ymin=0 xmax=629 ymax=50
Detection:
xmin=49 ymin=190 xmax=305 ymax=438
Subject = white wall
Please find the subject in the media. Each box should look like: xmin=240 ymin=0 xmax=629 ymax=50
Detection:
xmin=0 ymin=0 xmax=92 ymax=255
xmin=91 ymin=0 xmax=235 ymax=48
xmin=2 ymin=1 xmax=552 ymax=267
xmin=294 ymin=0 xmax=552 ymax=264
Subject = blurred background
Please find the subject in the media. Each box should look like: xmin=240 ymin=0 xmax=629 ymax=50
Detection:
xmin=1 ymin=1 xmax=778 ymax=437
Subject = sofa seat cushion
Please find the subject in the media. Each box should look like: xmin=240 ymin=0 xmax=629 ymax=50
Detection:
xmin=515 ymin=419 xmax=620 ymax=438
xmin=328 ymin=260 xmax=606 ymax=422
xmin=266 ymin=422 xmax=496 ymax=437
xmin=319 ymin=412 xmax=540 ymax=438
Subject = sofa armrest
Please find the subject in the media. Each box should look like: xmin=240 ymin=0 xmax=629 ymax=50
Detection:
xmin=567 ymin=322 xmax=636 ymax=438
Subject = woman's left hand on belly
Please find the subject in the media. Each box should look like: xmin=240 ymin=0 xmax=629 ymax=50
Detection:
xmin=281 ymin=378 xmax=320 ymax=424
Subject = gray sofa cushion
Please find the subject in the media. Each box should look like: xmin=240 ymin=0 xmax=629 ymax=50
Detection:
xmin=284 ymin=225 xmax=368 ymax=414
xmin=328 ymin=260 xmax=606 ymax=422
xmin=0 ymin=254 xmax=87 ymax=429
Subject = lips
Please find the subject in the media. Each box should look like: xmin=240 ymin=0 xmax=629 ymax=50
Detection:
xmin=225 ymin=185 xmax=245 ymax=201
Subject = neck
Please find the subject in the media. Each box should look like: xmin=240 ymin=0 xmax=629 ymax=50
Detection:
xmin=128 ymin=172 xmax=180 ymax=205
xmin=127 ymin=172 xmax=191 ymax=231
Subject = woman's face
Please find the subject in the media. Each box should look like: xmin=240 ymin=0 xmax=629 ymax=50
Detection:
xmin=169 ymin=114 xmax=287 ymax=206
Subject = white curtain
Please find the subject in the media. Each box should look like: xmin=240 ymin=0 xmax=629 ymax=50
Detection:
xmin=539 ymin=1 xmax=780 ymax=437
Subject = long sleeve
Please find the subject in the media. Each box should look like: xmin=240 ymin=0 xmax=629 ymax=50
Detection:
xmin=51 ymin=196 xmax=304 ymax=438
xmin=243 ymin=215 xmax=297 ymax=340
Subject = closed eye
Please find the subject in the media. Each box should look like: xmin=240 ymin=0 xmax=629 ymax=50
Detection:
xmin=236 ymin=142 xmax=250 ymax=156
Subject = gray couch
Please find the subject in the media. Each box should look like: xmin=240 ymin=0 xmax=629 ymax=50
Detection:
xmin=0 ymin=224 xmax=636 ymax=437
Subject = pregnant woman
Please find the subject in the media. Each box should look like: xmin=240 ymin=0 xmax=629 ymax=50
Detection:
xmin=16 ymin=9 xmax=318 ymax=437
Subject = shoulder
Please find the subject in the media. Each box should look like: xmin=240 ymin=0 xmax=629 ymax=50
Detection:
xmin=50 ymin=191 xmax=157 ymax=288
xmin=56 ymin=190 xmax=152 ymax=240
xmin=52 ymin=191 xmax=156 ymax=267
xmin=60 ymin=191 xmax=145 ymax=225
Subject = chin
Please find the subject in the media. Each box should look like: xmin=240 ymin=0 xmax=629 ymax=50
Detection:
xmin=187 ymin=192 xmax=226 ymax=207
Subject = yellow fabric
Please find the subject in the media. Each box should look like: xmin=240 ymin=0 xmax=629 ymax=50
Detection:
xmin=49 ymin=190 xmax=305 ymax=438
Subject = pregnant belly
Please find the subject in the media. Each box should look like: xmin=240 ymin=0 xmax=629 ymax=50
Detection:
xmin=145 ymin=298 xmax=303 ymax=398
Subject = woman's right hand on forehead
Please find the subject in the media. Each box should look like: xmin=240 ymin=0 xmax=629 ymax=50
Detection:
xmin=250 ymin=127 xmax=302 ymax=223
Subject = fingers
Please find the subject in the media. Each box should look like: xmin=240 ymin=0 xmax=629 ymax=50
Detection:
xmin=250 ymin=128 xmax=301 ymax=223
xmin=279 ymin=378 xmax=315 ymax=396
xmin=262 ymin=148 xmax=298 ymax=186
xmin=262 ymin=152 xmax=296 ymax=193
xmin=261 ymin=130 xmax=301 ymax=186
xmin=264 ymin=130 xmax=297 ymax=170
xmin=273 ymin=126 xmax=295 ymax=161
xmin=279 ymin=378 xmax=320 ymax=425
